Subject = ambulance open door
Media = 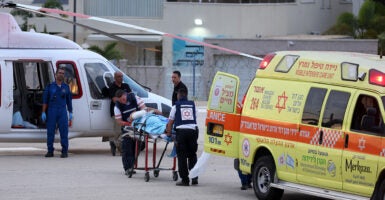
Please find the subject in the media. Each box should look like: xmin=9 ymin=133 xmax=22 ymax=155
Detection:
xmin=204 ymin=71 xmax=240 ymax=158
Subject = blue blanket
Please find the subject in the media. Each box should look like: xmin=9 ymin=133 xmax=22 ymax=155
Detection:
xmin=132 ymin=113 xmax=168 ymax=135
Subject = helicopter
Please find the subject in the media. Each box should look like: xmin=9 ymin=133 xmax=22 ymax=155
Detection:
xmin=0 ymin=11 xmax=171 ymax=142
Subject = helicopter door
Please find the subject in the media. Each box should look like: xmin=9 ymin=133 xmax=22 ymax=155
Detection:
xmin=0 ymin=61 xmax=13 ymax=131
xmin=80 ymin=59 xmax=113 ymax=130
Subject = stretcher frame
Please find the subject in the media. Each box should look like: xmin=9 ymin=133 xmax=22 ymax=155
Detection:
xmin=123 ymin=121 xmax=178 ymax=182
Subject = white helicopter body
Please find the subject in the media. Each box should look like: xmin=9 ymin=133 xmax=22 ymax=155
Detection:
xmin=0 ymin=12 xmax=171 ymax=142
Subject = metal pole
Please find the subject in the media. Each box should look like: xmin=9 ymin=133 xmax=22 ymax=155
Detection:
xmin=192 ymin=51 xmax=196 ymax=97
xmin=73 ymin=0 xmax=76 ymax=42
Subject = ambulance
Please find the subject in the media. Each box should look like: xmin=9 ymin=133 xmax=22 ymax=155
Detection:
xmin=205 ymin=51 xmax=385 ymax=200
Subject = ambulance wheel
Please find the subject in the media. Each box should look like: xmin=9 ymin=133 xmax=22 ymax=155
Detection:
xmin=252 ymin=155 xmax=283 ymax=200
xmin=154 ymin=169 xmax=160 ymax=177
xmin=172 ymin=171 xmax=178 ymax=181
xmin=144 ymin=172 xmax=150 ymax=182
xmin=374 ymin=178 xmax=385 ymax=200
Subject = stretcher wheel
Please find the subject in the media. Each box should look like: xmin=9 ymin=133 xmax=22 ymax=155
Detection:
xmin=154 ymin=169 xmax=160 ymax=177
xmin=172 ymin=171 xmax=178 ymax=181
xmin=144 ymin=172 xmax=150 ymax=182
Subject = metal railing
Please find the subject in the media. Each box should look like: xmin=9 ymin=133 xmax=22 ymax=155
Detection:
xmin=84 ymin=0 xmax=164 ymax=17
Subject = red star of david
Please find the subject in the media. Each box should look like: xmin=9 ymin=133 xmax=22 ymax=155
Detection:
xmin=275 ymin=91 xmax=288 ymax=113
xmin=224 ymin=133 xmax=232 ymax=145
xmin=183 ymin=110 xmax=191 ymax=118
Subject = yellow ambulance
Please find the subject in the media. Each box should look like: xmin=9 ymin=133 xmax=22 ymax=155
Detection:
xmin=205 ymin=51 xmax=385 ymax=200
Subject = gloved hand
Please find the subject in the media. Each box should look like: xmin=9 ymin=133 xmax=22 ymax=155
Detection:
xmin=41 ymin=112 xmax=46 ymax=122
xmin=69 ymin=113 xmax=73 ymax=121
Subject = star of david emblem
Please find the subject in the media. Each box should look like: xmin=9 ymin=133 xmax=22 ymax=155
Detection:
xmin=224 ymin=133 xmax=232 ymax=145
xmin=183 ymin=110 xmax=191 ymax=117
xmin=358 ymin=137 xmax=366 ymax=151
xmin=275 ymin=91 xmax=288 ymax=113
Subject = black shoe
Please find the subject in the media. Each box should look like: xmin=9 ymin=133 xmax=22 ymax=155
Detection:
xmin=45 ymin=152 xmax=54 ymax=157
xmin=248 ymin=183 xmax=252 ymax=188
xmin=241 ymin=185 xmax=248 ymax=190
xmin=60 ymin=153 xmax=68 ymax=158
xmin=191 ymin=178 xmax=198 ymax=185
xmin=125 ymin=169 xmax=136 ymax=176
xmin=176 ymin=181 xmax=189 ymax=186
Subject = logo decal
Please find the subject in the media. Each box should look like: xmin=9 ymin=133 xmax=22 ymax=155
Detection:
xmin=275 ymin=91 xmax=288 ymax=113
xmin=327 ymin=160 xmax=336 ymax=177
xmin=358 ymin=137 xmax=366 ymax=151
xmin=224 ymin=133 xmax=232 ymax=146
xmin=181 ymin=108 xmax=193 ymax=120
xmin=286 ymin=154 xmax=295 ymax=169
xmin=242 ymin=139 xmax=250 ymax=157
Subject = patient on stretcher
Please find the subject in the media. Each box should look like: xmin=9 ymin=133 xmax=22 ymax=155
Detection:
xmin=123 ymin=110 xmax=172 ymax=142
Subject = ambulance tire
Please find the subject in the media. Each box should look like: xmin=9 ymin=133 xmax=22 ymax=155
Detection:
xmin=252 ymin=156 xmax=283 ymax=200
xmin=373 ymin=178 xmax=385 ymax=200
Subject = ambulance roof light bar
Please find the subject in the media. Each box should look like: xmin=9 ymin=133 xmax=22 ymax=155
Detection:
xmin=369 ymin=69 xmax=385 ymax=87
xmin=259 ymin=53 xmax=276 ymax=70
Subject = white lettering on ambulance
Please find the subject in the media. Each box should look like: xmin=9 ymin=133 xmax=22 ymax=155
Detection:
xmin=240 ymin=120 xmax=298 ymax=136
xmin=208 ymin=111 xmax=226 ymax=122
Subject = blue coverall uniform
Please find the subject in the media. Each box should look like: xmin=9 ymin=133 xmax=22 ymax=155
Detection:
xmin=42 ymin=82 xmax=73 ymax=154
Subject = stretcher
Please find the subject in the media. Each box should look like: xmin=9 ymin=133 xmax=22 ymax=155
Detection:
xmin=122 ymin=112 xmax=178 ymax=182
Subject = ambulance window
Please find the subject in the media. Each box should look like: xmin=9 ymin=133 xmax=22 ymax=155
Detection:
xmin=57 ymin=62 xmax=82 ymax=99
xmin=302 ymin=88 xmax=326 ymax=125
xmin=351 ymin=95 xmax=383 ymax=134
xmin=321 ymin=91 xmax=350 ymax=129
xmin=84 ymin=63 xmax=110 ymax=99
xmin=275 ymin=55 xmax=299 ymax=73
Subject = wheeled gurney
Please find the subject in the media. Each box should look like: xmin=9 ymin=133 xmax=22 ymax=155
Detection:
xmin=122 ymin=112 xmax=178 ymax=182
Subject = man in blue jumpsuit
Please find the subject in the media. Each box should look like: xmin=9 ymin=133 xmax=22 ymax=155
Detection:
xmin=165 ymin=88 xmax=198 ymax=186
xmin=41 ymin=67 xmax=73 ymax=158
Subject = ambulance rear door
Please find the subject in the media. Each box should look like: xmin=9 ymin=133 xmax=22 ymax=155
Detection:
xmin=205 ymin=71 xmax=240 ymax=158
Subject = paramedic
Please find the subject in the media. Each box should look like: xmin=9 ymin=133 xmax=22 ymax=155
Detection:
xmin=41 ymin=67 xmax=73 ymax=158
xmin=171 ymin=70 xmax=188 ymax=106
xmin=114 ymin=89 xmax=143 ymax=176
xmin=165 ymin=88 xmax=198 ymax=186
xmin=108 ymin=71 xmax=132 ymax=156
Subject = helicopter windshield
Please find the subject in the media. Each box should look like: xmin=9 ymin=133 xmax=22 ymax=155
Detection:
xmin=108 ymin=62 xmax=149 ymax=98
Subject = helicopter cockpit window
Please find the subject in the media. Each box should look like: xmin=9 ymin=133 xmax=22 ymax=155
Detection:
xmin=84 ymin=62 xmax=110 ymax=99
xmin=57 ymin=62 xmax=82 ymax=99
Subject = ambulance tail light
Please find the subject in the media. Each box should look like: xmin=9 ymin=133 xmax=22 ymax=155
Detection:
xmin=259 ymin=53 xmax=276 ymax=70
xmin=369 ymin=69 xmax=385 ymax=87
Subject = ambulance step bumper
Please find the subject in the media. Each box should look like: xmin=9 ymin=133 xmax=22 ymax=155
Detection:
xmin=270 ymin=181 xmax=369 ymax=200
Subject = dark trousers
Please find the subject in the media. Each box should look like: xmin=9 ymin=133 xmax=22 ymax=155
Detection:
xmin=175 ymin=128 xmax=198 ymax=183
xmin=238 ymin=170 xmax=252 ymax=186
xmin=121 ymin=136 xmax=135 ymax=171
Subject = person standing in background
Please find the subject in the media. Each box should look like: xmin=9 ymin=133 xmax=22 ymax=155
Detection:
xmin=107 ymin=71 xmax=131 ymax=156
xmin=41 ymin=67 xmax=73 ymax=158
xmin=171 ymin=70 xmax=188 ymax=106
